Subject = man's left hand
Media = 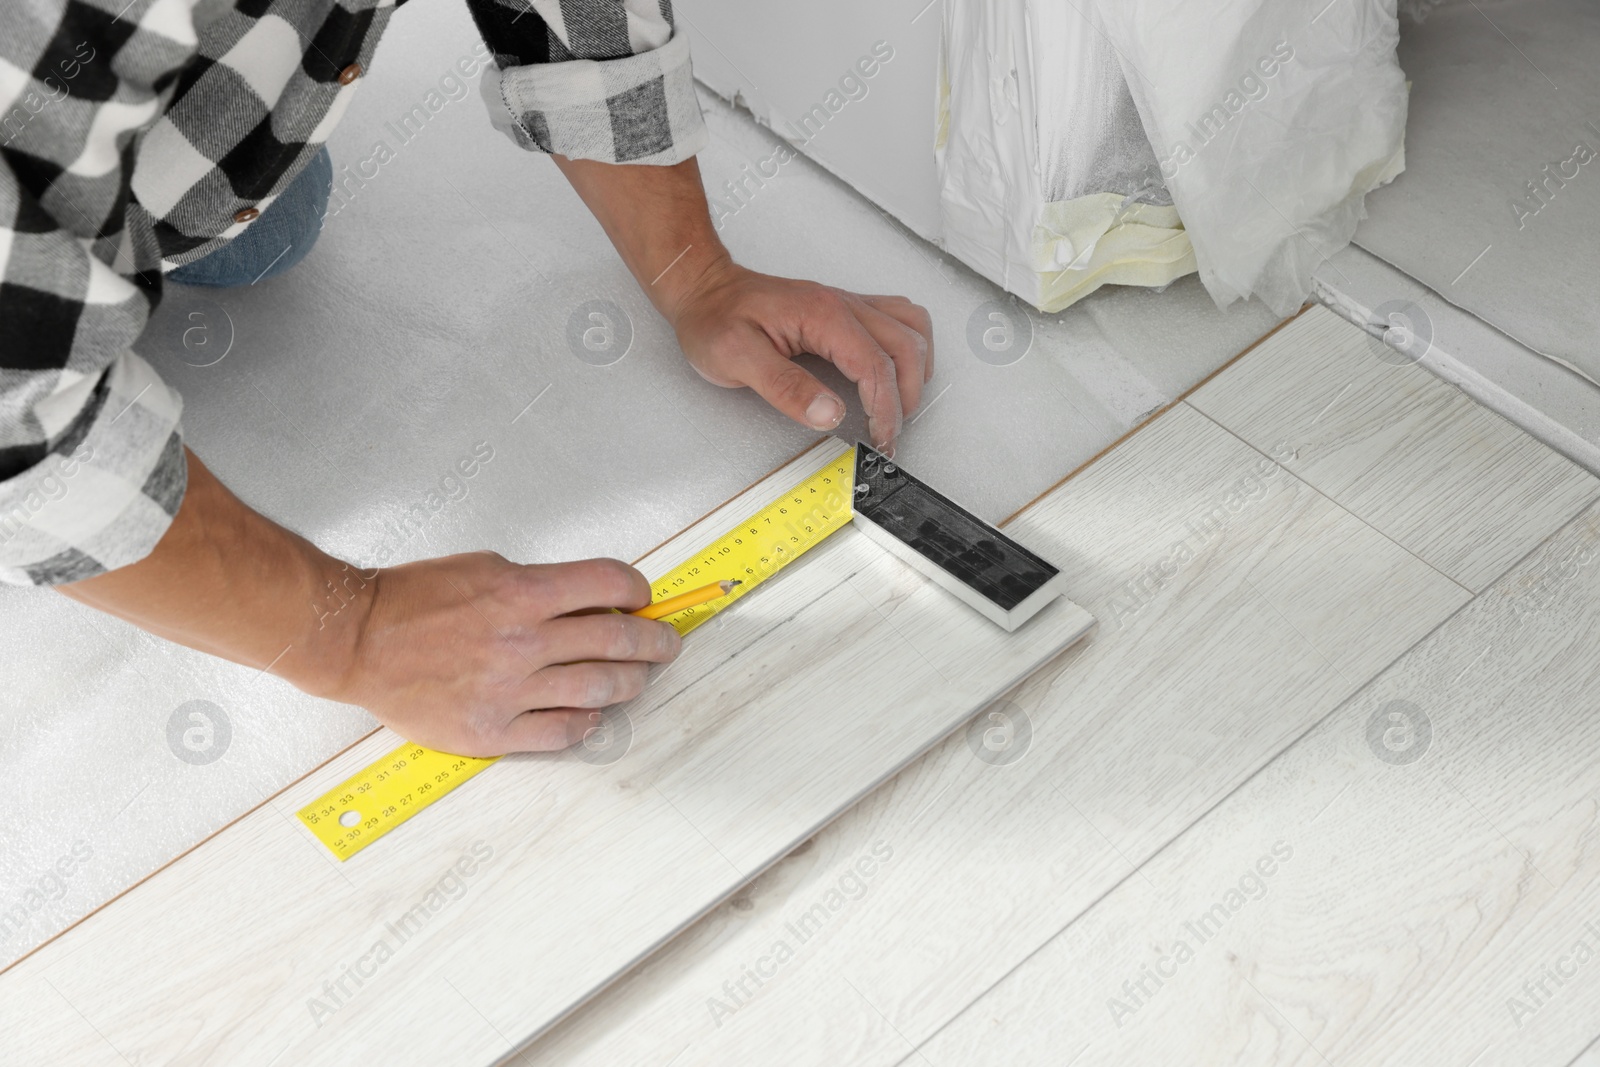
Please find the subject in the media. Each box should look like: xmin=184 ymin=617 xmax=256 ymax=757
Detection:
xmin=666 ymin=259 xmax=934 ymax=450
xmin=552 ymin=156 xmax=935 ymax=452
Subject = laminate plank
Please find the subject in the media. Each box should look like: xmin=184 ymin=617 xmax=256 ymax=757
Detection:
xmin=1188 ymin=306 xmax=1598 ymax=591
xmin=509 ymin=400 xmax=1473 ymax=1066
xmin=1 ymin=970 xmax=125 ymax=1065
xmin=922 ymin=502 xmax=1600 ymax=1067
xmin=1570 ymin=1040 xmax=1600 ymax=1067
xmin=0 ymin=440 xmax=1094 ymax=1065
xmin=511 ymin=309 xmax=1599 ymax=1066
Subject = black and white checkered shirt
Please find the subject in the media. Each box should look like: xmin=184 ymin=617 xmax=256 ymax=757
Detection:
xmin=0 ymin=0 xmax=706 ymax=586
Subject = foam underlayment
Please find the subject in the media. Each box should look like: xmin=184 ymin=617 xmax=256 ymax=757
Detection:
xmin=1354 ymin=0 xmax=1600 ymax=379
xmin=0 ymin=0 xmax=1278 ymax=968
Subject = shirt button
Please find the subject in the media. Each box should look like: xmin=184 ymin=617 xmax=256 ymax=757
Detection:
xmin=233 ymin=207 xmax=260 ymax=223
xmin=338 ymin=63 xmax=363 ymax=85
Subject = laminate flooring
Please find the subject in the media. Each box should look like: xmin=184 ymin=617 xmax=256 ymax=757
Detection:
xmin=506 ymin=306 xmax=1600 ymax=1067
xmin=10 ymin=306 xmax=1595 ymax=1065
xmin=0 ymin=0 xmax=1282 ymax=970
xmin=0 ymin=440 xmax=1095 ymax=1064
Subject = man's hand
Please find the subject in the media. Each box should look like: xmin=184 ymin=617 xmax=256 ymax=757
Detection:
xmin=59 ymin=450 xmax=681 ymax=756
xmin=666 ymin=260 xmax=933 ymax=451
xmin=321 ymin=553 xmax=681 ymax=756
xmin=553 ymin=156 xmax=934 ymax=451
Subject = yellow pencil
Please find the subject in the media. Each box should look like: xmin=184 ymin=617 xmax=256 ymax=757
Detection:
xmin=631 ymin=579 xmax=742 ymax=620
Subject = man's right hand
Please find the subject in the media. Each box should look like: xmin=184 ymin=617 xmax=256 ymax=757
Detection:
xmin=58 ymin=448 xmax=682 ymax=756
xmin=321 ymin=552 xmax=681 ymax=756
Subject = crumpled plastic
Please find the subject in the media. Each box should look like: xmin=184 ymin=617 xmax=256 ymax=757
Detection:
xmin=938 ymin=0 xmax=1409 ymax=317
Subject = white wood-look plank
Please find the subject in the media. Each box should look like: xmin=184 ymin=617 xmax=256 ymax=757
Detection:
xmin=509 ymin=309 xmax=1600 ymax=1067
xmin=508 ymin=400 xmax=1476 ymax=1066
xmin=1189 ymin=306 xmax=1599 ymax=591
xmin=1570 ymin=1039 xmax=1600 ymax=1067
xmin=0 ymin=969 xmax=125 ymax=1065
xmin=0 ymin=439 xmax=1094 ymax=1065
xmin=924 ymin=502 xmax=1600 ymax=1067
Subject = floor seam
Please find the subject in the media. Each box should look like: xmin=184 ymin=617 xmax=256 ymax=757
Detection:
xmin=894 ymin=453 xmax=1600 ymax=1067
xmin=1182 ymin=399 xmax=1478 ymax=598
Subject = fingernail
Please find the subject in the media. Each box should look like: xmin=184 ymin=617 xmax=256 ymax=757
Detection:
xmin=806 ymin=394 xmax=844 ymax=430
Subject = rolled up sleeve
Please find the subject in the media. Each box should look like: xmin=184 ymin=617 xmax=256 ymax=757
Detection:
xmin=467 ymin=0 xmax=708 ymax=164
xmin=0 ymin=350 xmax=186 ymax=586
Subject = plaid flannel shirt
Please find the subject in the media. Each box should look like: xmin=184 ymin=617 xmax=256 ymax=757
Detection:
xmin=0 ymin=0 xmax=706 ymax=586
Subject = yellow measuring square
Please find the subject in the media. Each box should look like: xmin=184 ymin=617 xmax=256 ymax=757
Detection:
xmin=296 ymin=445 xmax=857 ymax=859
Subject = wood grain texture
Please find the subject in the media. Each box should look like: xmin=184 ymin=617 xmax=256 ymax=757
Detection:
xmin=508 ymin=309 xmax=1600 ymax=1067
xmin=1571 ymin=1040 xmax=1600 ymax=1067
xmin=0 ymin=439 xmax=1094 ymax=1066
xmin=1188 ymin=306 xmax=1599 ymax=591
xmin=506 ymin=404 xmax=1475 ymax=1066
xmin=924 ymin=501 xmax=1600 ymax=1067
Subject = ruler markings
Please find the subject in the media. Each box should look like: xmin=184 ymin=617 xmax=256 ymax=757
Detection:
xmin=297 ymin=450 xmax=857 ymax=859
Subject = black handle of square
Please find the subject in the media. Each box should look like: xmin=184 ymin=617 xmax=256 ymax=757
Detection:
xmin=853 ymin=445 xmax=1059 ymax=611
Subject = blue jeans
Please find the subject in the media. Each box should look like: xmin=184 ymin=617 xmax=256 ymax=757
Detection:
xmin=168 ymin=147 xmax=333 ymax=288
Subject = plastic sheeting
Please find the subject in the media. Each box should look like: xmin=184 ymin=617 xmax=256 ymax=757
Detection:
xmin=938 ymin=1 xmax=1196 ymax=312
xmin=939 ymin=0 xmax=1410 ymax=317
